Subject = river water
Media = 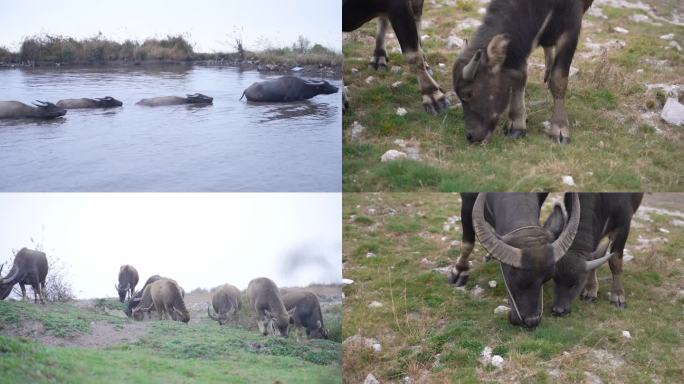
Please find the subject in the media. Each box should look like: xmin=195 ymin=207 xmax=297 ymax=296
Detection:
xmin=0 ymin=66 xmax=341 ymax=191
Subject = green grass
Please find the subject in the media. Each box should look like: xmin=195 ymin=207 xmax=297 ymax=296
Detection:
xmin=342 ymin=2 xmax=684 ymax=191
xmin=342 ymin=193 xmax=684 ymax=383
xmin=0 ymin=299 xmax=341 ymax=383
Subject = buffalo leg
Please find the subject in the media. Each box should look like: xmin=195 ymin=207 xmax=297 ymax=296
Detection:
xmin=372 ymin=17 xmax=390 ymax=69
xmin=546 ymin=32 xmax=579 ymax=144
xmin=449 ymin=193 xmax=477 ymax=286
xmin=20 ymin=283 xmax=27 ymax=301
xmin=505 ymin=66 xmax=528 ymax=138
xmin=608 ymin=226 xmax=630 ymax=308
xmin=388 ymin=5 xmax=447 ymax=115
xmin=543 ymin=46 xmax=554 ymax=84
xmin=580 ymin=269 xmax=599 ymax=302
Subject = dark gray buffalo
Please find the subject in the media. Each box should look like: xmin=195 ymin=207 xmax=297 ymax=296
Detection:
xmin=247 ymin=277 xmax=295 ymax=337
xmin=0 ymin=101 xmax=66 ymax=119
xmin=453 ymin=0 xmax=593 ymax=144
xmin=136 ymin=93 xmax=213 ymax=106
xmin=343 ymin=0 xmax=447 ymax=114
xmin=115 ymin=265 xmax=139 ymax=303
xmin=207 ymin=283 xmax=242 ymax=325
xmin=56 ymin=96 xmax=123 ymax=109
xmin=0 ymin=248 xmax=48 ymax=304
xmin=282 ymin=290 xmax=329 ymax=339
xmin=240 ymin=76 xmax=338 ymax=102
xmin=451 ymin=193 xmax=580 ymax=328
xmin=551 ymin=193 xmax=643 ymax=316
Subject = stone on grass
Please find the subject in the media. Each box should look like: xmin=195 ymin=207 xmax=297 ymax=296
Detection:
xmin=349 ymin=121 xmax=366 ymax=141
xmin=396 ymin=107 xmax=408 ymax=117
xmin=381 ymin=149 xmax=408 ymax=162
xmin=368 ymin=301 xmax=383 ymax=308
xmin=562 ymin=175 xmax=576 ymax=186
xmin=612 ymin=26 xmax=629 ymax=34
xmin=488 ymin=280 xmax=497 ymax=288
xmin=494 ymin=305 xmax=510 ymax=314
xmin=365 ymin=76 xmax=375 ymax=84
xmin=392 ymin=81 xmax=403 ymax=88
xmin=471 ymin=285 xmax=484 ymax=298
xmin=342 ymin=278 xmax=354 ymax=285
xmin=391 ymin=66 xmax=402 ymax=74
xmin=660 ymin=33 xmax=675 ymax=40
xmin=622 ymin=330 xmax=632 ymax=339
xmin=446 ymin=35 xmax=465 ymax=50
xmin=668 ymin=41 xmax=683 ymax=52
xmin=661 ymin=98 xmax=684 ymax=126
xmin=629 ymin=13 xmax=650 ymax=23
xmin=366 ymin=252 xmax=377 ymax=258
xmin=491 ymin=355 xmax=505 ymax=368
xmin=364 ymin=373 xmax=380 ymax=384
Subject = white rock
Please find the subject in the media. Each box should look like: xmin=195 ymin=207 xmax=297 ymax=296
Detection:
xmin=446 ymin=35 xmax=465 ymax=50
xmin=381 ymin=149 xmax=408 ymax=162
xmin=391 ymin=65 xmax=402 ymax=74
xmin=396 ymin=107 xmax=408 ymax=117
xmin=672 ymin=219 xmax=684 ymax=226
xmin=488 ymin=280 xmax=497 ymax=288
xmin=471 ymin=285 xmax=485 ymax=298
xmin=365 ymin=76 xmax=375 ymax=84
xmin=350 ymin=121 xmax=366 ymax=141
xmin=364 ymin=373 xmax=380 ymax=384
xmin=668 ymin=41 xmax=683 ymax=52
xmin=457 ymin=18 xmax=482 ymax=31
xmin=494 ymin=305 xmax=510 ymax=314
xmin=368 ymin=301 xmax=384 ymax=308
xmin=562 ymin=175 xmax=576 ymax=186
xmin=342 ymin=278 xmax=354 ymax=285
xmin=660 ymin=33 xmax=675 ymax=40
xmin=366 ymin=252 xmax=377 ymax=258
xmin=658 ymin=228 xmax=671 ymax=234
xmin=402 ymin=376 xmax=413 ymax=384
xmin=438 ymin=63 xmax=446 ymax=68
xmin=391 ymin=81 xmax=403 ymax=88
xmin=542 ymin=121 xmax=551 ymax=129
xmin=628 ymin=13 xmax=650 ymax=23
xmin=291 ymin=66 xmax=304 ymax=72
xmin=661 ymin=98 xmax=684 ymax=126
xmin=478 ymin=7 xmax=487 ymax=15
xmin=584 ymin=371 xmax=603 ymax=384
xmin=443 ymin=224 xmax=451 ymax=232
xmin=351 ymin=67 xmax=359 ymax=73
xmin=569 ymin=66 xmax=579 ymax=77
xmin=421 ymin=35 xmax=430 ymax=41
xmin=612 ymin=27 xmax=629 ymax=34
xmin=491 ymin=355 xmax=504 ymax=368
xmin=636 ymin=68 xmax=644 ymax=73
xmin=622 ymin=330 xmax=632 ymax=339
xmin=481 ymin=346 xmax=492 ymax=359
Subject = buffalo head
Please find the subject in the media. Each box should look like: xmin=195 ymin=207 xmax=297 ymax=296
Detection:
xmin=308 ymin=319 xmax=329 ymax=339
xmin=473 ymin=193 xmax=580 ymax=328
xmin=453 ymin=35 xmax=522 ymax=144
xmin=96 ymin=96 xmax=123 ymax=108
xmin=115 ymin=282 xmax=129 ymax=303
xmin=313 ymin=80 xmax=339 ymax=95
xmin=186 ymin=93 xmax=213 ymax=104
xmin=32 ymin=101 xmax=67 ymax=118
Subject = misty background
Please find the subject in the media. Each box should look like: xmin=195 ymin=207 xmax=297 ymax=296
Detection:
xmin=0 ymin=193 xmax=341 ymax=299
xmin=0 ymin=0 xmax=341 ymax=52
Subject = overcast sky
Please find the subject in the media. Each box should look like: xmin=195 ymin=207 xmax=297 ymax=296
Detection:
xmin=0 ymin=0 xmax=341 ymax=53
xmin=0 ymin=193 xmax=341 ymax=299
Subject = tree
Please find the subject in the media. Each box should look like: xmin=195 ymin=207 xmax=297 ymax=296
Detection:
xmin=293 ymin=35 xmax=311 ymax=54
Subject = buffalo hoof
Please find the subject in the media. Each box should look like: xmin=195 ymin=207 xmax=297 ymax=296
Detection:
xmin=505 ymin=129 xmax=527 ymax=139
xmin=609 ymin=293 xmax=627 ymax=308
xmin=448 ymin=269 xmax=469 ymax=287
xmin=551 ymin=307 xmax=571 ymax=317
xmin=423 ymin=94 xmax=448 ymax=115
xmin=370 ymin=55 xmax=388 ymax=70
xmin=580 ymin=293 xmax=598 ymax=302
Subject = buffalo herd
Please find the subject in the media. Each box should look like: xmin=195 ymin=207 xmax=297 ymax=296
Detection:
xmin=343 ymin=0 xmax=595 ymax=144
xmin=0 ymin=76 xmax=338 ymax=120
xmin=451 ymin=192 xmax=643 ymax=328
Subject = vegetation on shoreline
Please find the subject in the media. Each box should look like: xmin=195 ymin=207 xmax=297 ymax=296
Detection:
xmin=0 ymin=34 xmax=341 ymax=68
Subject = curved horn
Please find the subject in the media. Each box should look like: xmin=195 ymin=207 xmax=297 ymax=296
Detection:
xmin=585 ymin=238 xmax=614 ymax=271
xmin=207 ymin=304 xmax=219 ymax=320
xmin=551 ymin=193 xmax=581 ymax=263
xmin=0 ymin=267 xmax=20 ymax=285
xmin=115 ymin=283 xmax=120 ymax=291
xmin=462 ymin=49 xmax=482 ymax=81
xmin=472 ymin=193 xmax=523 ymax=268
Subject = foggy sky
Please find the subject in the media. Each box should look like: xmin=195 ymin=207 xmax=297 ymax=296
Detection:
xmin=0 ymin=193 xmax=341 ymax=299
xmin=0 ymin=0 xmax=341 ymax=53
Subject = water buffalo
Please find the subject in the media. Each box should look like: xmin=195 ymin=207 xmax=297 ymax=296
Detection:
xmin=0 ymin=101 xmax=66 ymax=119
xmin=246 ymin=277 xmax=295 ymax=337
xmin=115 ymin=265 xmax=139 ymax=303
xmin=131 ymin=283 xmax=156 ymax=321
xmin=450 ymin=193 xmax=580 ymax=328
xmin=282 ymin=290 xmax=329 ymax=339
xmin=371 ymin=0 xmax=426 ymax=70
xmin=56 ymin=96 xmax=123 ymax=109
xmin=552 ymin=193 xmax=643 ymax=315
xmin=453 ymin=0 xmax=593 ymax=144
xmin=125 ymin=274 xmax=162 ymax=317
xmin=207 ymin=283 xmax=242 ymax=325
xmin=343 ymin=0 xmax=448 ymax=114
xmin=134 ymin=279 xmax=189 ymax=323
xmin=136 ymin=93 xmax=213 ymax=106
xmin=240 ymin=76 xmax=338 ymax=102
xmin=0 ymin=248 xmax=48 ymax=304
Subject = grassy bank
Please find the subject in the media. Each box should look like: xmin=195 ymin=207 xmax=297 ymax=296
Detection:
xmin=342 ymin=193 xmax=683 ymax=383
xmin=342 ymin=0 xmax=684 ymax=191
xmin=0 ymin=34 xmax=341 ymax=69
xmin=0 ymin=295 xmax=341 ymax=383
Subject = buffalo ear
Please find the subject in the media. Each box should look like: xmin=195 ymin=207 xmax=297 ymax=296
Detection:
xmin=544 ymin=203 xmax=567 ymax=241
xmin=486 ymin=34 xmax=510 ymax=69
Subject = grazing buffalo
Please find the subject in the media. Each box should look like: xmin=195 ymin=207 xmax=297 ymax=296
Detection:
xmin=56 ymin=97 xmax=123 ymax=109
xmin=0 ymin=248 xmax=48 ymax=304
xmin=451 ymin=193 xmax=580 ymax=328
xmin=453 ymin=0 xmax=593 ymax=144
xmin=125 ymin=274 xmax=162 ymax=317
xmin=115 ymin=265 xmax=139 ymax=303
xmin=343 ymin=0 xmax=448 ymax=114
xmin=240 ymin=77 xmax=338 ymax=102
xmin=134 ymin=279 xmax=189 ymax=323
xmin=246 ymin=277 xmax=295 ymax=337
xmin=136 ymin=93 xmax=213 ymax=106
xmin=207 ymin=283 xmax=242 ymax=325
xmin=282 ymin=290 xmax=329 ymax=339
xmin=552 ymin=193 xmax=643 ymax=315
xmin=0 ymin=101 xmax=66 ymax=119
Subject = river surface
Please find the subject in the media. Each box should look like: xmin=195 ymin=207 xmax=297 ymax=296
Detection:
xmin=0 ymin=66 xmax=341 ymax=191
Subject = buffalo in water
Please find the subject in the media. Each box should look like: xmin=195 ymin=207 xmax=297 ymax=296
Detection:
xmin=115 ymin=265 xmax=139 ymax=303
xmin=207 ymin=283 xmax=242 ymax=325
xmin=136 ymin=93 xmax=213 ymax=106
xmin=56 ymin=97 xmax=123 ymax=109
xmin=240 ymin=76 xmax=338 ymax=102
xmin=0 ymin=248 xmax=48 ymax=304
xmin=0 ymin=101 xmax=66 ymax=119
xmin=247 ymin=277 xmax=295 ymax=337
